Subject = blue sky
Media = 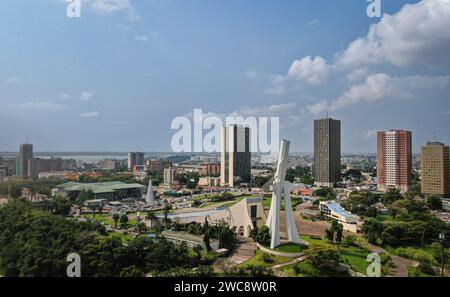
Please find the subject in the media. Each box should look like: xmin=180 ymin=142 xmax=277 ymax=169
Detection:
xmin=0 ymin=0 xmax=449 ymax=153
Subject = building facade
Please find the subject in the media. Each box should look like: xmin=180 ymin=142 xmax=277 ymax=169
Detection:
xmin=314 ymin=118 xmax=341 ymax=187
xmin=28 ymin=158 xmax=63 ymax=179
xmin=18 ymin=143 xmax=33 ymax=178
xmin=421 ymin=142 xmax=450 ymax=197
xmin=377 ymin=130 xmax=412 ymax=193
xmin=220 ymin=125 xmax=251 ymax=187
xmin=128 ymin=152 xmax=145 ymax=171
xmin=164 ymin=167 xmax=176 ymax=186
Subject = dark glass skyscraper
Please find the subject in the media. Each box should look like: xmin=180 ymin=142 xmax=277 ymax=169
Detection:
xmin=18 ymin=143 xmax=33 ymax=178
xmin=314 ymin=118 xmax=341 ymax=187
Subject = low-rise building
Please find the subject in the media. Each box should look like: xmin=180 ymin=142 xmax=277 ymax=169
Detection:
xmin=198 ymin=176 xmax=221 ymax=187
xmin=52 ymin=181 xmax=146 ymax=201
xmin=161 ymin=230 xmax=220 ymax=250
xmin=319 ymin=201 xmax=359 ymax=233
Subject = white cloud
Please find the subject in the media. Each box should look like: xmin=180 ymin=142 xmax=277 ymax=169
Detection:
xmin=133 ymin=35 xmax=148 ymax=42
xmin=245 ymin=70 xmax=259 ymax=79
xmin=58 ymin=94 xmax=71 ymax=100
xmin=84 ymin=0 xmax=140 ymax=22
xmin=229 ymin=103 xmax=298 ymax=118
xmin=307 ymin=100 xmax=328 ymax=115
xmin=80 ymin=91 xmax=94 ymax=101
xmin=330 ymin=73 xmax=450 ymax=111
xmin=80 ymin=111 xmax=100 ymax=118
xmin=346 ymin=68 xmax=369 ymax=82
xmin=18 ymin=102 xmax=68 ymax=111
xmin=5 ymin=77 xmax=19 ymax=84
xmin=336 ymin=0 xmax=450 ymax=68
xmin=306 ymin=19 xmax=320 ymax=26
xmin=287 ymin=56 xmax=331 ymax=85
xmin=365 ymin=130 xmax=378 ymax=139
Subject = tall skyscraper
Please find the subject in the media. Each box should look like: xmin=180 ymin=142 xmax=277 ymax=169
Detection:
xmin=421 ymin=142 xmax=450 ymax=197
xmin=314 ymin=118 xmax=341 ymax=187
xmin=18 ymin=143 xmax=33 ymax=178
xmin=220 ymin=125 xmax=251 ymax=187
xmin=377 ymin=130 xmax=412 ymax=193
xmin=128 ymin=152 xmax=145 ymax=170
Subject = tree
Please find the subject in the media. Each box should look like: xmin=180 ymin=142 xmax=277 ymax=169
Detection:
xmin=51 ymin=196 xmax=72 ymax=216
xmin=427 ymin=196 xmax=443 ymax=211
xmin=119 ymin=214 xmax=129 ymax=228
xmin=112 ymin=213 xmax=120 ymax=228
xmin=255 ymin=226 xmax=271 ymax=246
xmin=193 ymin=244 xmax=203 ymax=264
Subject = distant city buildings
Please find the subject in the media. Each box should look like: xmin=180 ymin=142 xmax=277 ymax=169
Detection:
xmin=128 ymin=152 xmax=145 ymax=171
xmin=28 ymin=157 xmax=63 ymax=179
xmin=314 ymin=118 xmax=341 ymax=187
xmin=421 ymin=141 xmax=450 ymax=197
xmin=146 ymin=159 xmax=164 ymax=172
xmin=377 ymin=130 xmax=412 ymax=193
xmin=220 ymin=125 xmax=251 ymax=187
xmin=199 ymin=163 xmax=221 ymax=177
xmin=98 ymin=159 xmax=121 ymax=171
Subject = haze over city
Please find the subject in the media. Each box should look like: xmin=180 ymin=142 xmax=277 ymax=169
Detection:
xmin=0 ymin=0 xmax=449 ymax=153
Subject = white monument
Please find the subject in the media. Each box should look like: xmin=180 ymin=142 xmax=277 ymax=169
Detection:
xmin=146 ymin=177 xmax=155 ymax=207
xmin=266 ymin=140 xmax=301 ymax=249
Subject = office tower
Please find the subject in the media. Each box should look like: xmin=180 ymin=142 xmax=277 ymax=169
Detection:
xmin=128 ymin=152 xmax=145 ymax=170
xmin=314 ymin=118 xmax=341 ymax=187
xmin=220 ymin=125 xmax=251 ymax=187
xmin=164 ymin=167 xmax=176 ymax=186
xmin=421 ymin=142 xmax=450 ymax=197
xmin=18 ymin=143 xmax=33 ymax=178
xmin=377 ymin=130 xmax=412 ymax=193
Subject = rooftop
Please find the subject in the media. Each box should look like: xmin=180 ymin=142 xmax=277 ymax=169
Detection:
xmin=55 ymin=181 xmax=146 ymax=194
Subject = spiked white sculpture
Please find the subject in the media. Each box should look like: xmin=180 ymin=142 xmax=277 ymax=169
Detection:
xmin=266 ymin=140 xmax=301 ymax=249
xmin=146 ymin=177 xmax=155 ymax=207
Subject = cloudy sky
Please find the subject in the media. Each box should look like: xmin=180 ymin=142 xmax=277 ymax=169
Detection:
xmin=0 ymin=0 xmax=449 ymax=152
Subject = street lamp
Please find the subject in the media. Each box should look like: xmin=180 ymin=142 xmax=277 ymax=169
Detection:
xmin=439 ymin=233 xmax=446 ymax=277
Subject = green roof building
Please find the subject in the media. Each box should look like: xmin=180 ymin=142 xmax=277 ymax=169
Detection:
xmin=52 ymin=181 xmax=146 ymax=201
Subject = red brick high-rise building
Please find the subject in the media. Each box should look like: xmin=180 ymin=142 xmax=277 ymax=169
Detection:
xmin=377 ymin=130 xmax=412 ymax=193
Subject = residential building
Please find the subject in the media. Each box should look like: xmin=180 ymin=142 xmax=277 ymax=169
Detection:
xmin=220 ymin=125 xmax=251 ymax=187
xmin=421 ymin=142 xmax=450 ymax=197
xmin=314 ymin=118 xmax=341 ymax=187
xmin=377 ymin=130 xmax=412 ymax=193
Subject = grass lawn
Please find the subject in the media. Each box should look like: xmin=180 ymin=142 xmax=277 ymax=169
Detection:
xmin=236 ymin=250 xmax=292 ymax=269
xmin=108 ymin=231 xmax=134 ymax=244
xmin=281 ymin=261 xmax=314 ymax=277
xmin=85 ymin=213 xmax=137 ymax=228
xmin=272 ymin=243 xmax=306 ymax=253
xmin=300 ymin=234 xmax=370 ymax=274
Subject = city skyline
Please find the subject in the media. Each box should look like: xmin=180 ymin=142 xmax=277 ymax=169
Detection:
xmin=0 ymin=0 xmax=449 ymax=153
